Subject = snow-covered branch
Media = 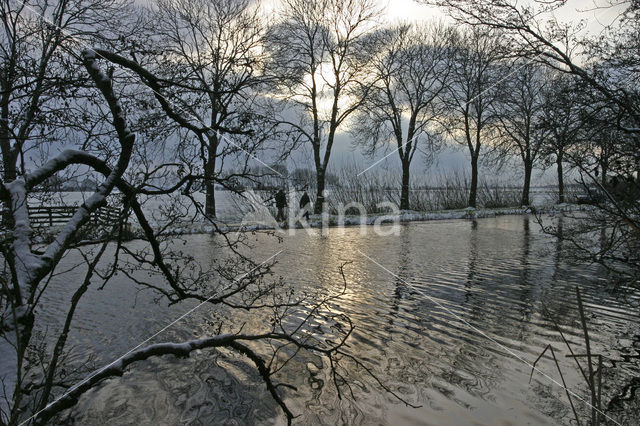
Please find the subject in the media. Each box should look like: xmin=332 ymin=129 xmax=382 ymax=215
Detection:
xmin=33 ymin=332 xmax=296 ymax=425
xmin=7 ymin=51 xmax=138 ymax=299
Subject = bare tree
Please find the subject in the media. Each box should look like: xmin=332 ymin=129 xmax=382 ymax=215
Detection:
xmin=569 ymin=76 xmax=639 ymax=191
xmin=266 ymin=0 xmax=380 ymax=214
xmin=443 ymin=27 xmax=503 ymax=208
xmin=351 ymin=23 xmax=453 ymax=210
xmin=492 ymin=62 xmax=550 ymax=206
xmin=147 ymin=0 xmax=272 ymax=218
xmin=539 ymin=74 xmax=585 ymax=203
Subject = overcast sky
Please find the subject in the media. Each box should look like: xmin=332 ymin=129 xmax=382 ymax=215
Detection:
xmin=382 ymin=0 xmax=624 ymax=29
xmin=262 ymin=0 xmax=625 ymax=32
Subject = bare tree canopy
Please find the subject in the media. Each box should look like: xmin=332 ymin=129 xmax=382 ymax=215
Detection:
xmin=422 ymin=0 xmax=640 ymax=133
xmin=441 ymin=27 xmax=504 ymax=207
xmin=140 ymin=0 xmax=276 ymax=218
xmin=352 ymin=22 xmax=454 ymax=210
xmin=266 ymin=0 xmax=381 ymax=213
xmin=492 ymin=62 xmax=550 ymax=206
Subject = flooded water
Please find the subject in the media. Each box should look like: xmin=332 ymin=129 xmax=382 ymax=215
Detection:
xmin=38 ymin=215 xmax=639 ymax=425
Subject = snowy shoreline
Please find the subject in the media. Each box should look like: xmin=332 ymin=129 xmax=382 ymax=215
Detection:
xmin=146 ymin=203 xmax=593 ymax=236
xmin=23 ymin=203 xmax=593 ymax=241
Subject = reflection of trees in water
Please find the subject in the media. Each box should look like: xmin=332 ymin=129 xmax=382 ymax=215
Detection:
xmin=464 ymin=219 xmax=478 ymax=303
xmin=441 ymin=218 xmax=503 ymax=401
xmin=329 ymin=219 xmax=634 ymax=423
xmin=515 ymin=216 xmax=534 ymax=337
xmin=387 ymin=227 xmax=412 ymax=331
xmin=544 ymin=215 xmax=583 ymax=319
xmin=541 ymin=215 xmax=579 ymax=320
xmin=530 ymin=215 xmax=640 ymax=424
xmin=470 ymin=216 xmax=538 ymax=337
xmin=542 ymin=215 xmax=602 ymax=324
xmin=441 ymin=216 xmax=544 ymax=403
xmin=376 ymin=218 xmax=542 ymax=405
xmin=553 ymin=215 xmax=564 ymax=282
xmin=464 ymin=217 xmax=536 ymax=324
xmin=544 ymin=215 xmax=577 ymax=320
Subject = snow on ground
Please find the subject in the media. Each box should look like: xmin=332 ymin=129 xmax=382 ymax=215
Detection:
xmin=24 ymin=190 xmax=591 ymax=238
xmin=140 ymin=203 xmax=594 ymax=236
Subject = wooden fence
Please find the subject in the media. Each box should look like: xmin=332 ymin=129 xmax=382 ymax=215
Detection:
xmin=28 ymin=205 xmax=121 ymax=227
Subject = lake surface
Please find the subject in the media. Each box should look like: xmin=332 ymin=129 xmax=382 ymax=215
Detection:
xmin=38 ymin=215 xmax=639 ymax=425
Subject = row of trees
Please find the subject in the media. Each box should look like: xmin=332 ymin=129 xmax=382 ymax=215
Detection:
xmin=204 ymin=0 xmax=636 ymax=212
xmin=353 ymin=23 xmax=637 ymax=209
xmin=3 ymin=0 xmax=633 ymax=216
xmin=268 ymin=0 xmax=637 ymax=212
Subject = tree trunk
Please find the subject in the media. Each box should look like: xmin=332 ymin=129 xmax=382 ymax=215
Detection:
xmin=1 ymin=132 xmax=17 ymax=230
xmin=557 ymin=153 xmax=564 ymax=204
xmin=2 ymin=153 xmax=17 ymax=182
xmin=1 ymin=89 xmax=17 ymax=182
xmin=522 ymin=161 xmax=532 ymax=206
xmin=469 ymin=155 xmax=478 ymax=208
xmin=314 ymin=168 xmax=325 ymax=214
xmin=1 ymin=137 xmax=17 ymax=182
xmin=400 ymin=160 xmax=410 ymax=210
xmin=205 ymin=178 xmax=216 ymax=218
xmin=204 ymin=141 xmax=217 ymax=218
